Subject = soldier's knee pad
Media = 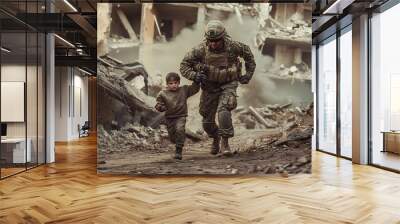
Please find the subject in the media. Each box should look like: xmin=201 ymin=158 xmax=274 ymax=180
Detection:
xmin=218 ymin=94 xmax=237 ymax=112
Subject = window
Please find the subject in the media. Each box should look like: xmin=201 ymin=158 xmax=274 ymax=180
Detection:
xmin=339 ymin=27 xmax=352 ymax=158
xmin=317 ymin=35 xmax=337 ymax=154
xmin=0 ymin=1 xmax=47 ymax=179
xmin=370 ymin=3 xmax=400 ymax=171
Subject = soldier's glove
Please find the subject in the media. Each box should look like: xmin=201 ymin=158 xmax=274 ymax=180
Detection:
xmin=193 ymin=72 xmax=207 ymax=84
xmin=195 ymin=63 xmax=209 ymax=72
xmin=239 ymin=74 xmax=251 ymax=84
xmin=155 ymin=103 xmax=167 ymax=112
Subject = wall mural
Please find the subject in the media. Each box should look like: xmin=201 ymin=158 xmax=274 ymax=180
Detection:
xmin=97 ymin=3 xmax=313 ymax=176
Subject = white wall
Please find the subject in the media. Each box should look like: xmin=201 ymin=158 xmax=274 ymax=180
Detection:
xmin=55 ymin=67 xmax=89 ymax=141
xmin=55 ymin=66 xmax=70 ymax=141
xmin=72 ymin=73 xmax=89 ymax=138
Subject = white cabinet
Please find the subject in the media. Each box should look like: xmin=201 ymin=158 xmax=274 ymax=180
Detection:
xmin=1 ymin=138 xmax=32 ymax=163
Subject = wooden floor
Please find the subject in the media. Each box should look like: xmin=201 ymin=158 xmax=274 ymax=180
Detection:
xmin=373 ymin=150 xmax=400 ymax=171
xmin=1 ymin=136 xmax=400 ymax=224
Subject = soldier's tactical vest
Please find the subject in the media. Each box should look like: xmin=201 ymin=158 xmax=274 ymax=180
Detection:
xmin=205 ymin=43 xmax=241 ymax=84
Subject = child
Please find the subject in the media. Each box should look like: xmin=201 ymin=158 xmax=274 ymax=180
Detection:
xmin=155 ymin=72 xmax=200 ymax=160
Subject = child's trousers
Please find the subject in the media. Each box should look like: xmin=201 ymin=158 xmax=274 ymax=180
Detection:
xmin=165 ymin=117 xmax=186 ymax=148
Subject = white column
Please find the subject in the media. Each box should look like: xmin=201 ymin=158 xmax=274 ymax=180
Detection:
xmin=46 ymin=33 xmax=55 ymax=163
xmin=352 ymin=14 xmax=369 ymax=164
xmin=312 ymin=45 xmax=316 ymax=150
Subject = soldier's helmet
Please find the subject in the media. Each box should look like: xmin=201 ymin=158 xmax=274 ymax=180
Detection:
xmin=205 ymin=20 xmax=226 ymax=41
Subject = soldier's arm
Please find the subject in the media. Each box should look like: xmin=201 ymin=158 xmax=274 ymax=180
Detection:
xmin=180 ymin=45 xmax=205 ymax=81
xmin=235 ymin=41 xmax=256 ymax=79
xmin=185 ymin=82 xmax=200 ymax=98
xmin=155 ymin=92 xmax=167 ymax=112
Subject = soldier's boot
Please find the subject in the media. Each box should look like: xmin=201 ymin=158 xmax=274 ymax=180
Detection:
xmin=210 ymin=136 xmax=220 ymax=155
xmin=221 ymin=137 xmax=232 ymax=156
xmin=174 ymin=146 xmax=183 ymax=160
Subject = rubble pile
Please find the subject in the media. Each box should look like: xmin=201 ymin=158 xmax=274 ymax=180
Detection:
xmin=225 ymin=101 xmax=313 ymax=175
xmin=98 ymin=124 xmax=170 ymax=155
xmin=97 ymin=57 xmax=162 ymax=128
xmin=205 ymin=3 xmax=259 ymax=16
xmin=108 ymin=35 xmax=140 ymax=51
xmin=255 ymin=10 xmax=311 ymax=47
xmin=233 ymin=101 xmax=313 ymax=167
xmin=97 ymin=121 xmax=205 ymax=158
xmin=261 ymin=18 xmax=310 ymax=41
xmin=267 ymin=62 xmax=311 ymax=81
xmin=234 ymin=102 xmax=313 ymax=131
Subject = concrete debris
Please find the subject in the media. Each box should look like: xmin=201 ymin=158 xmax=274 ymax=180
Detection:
xmin=279 ymin=170 xmax=289 ymax=178
xmin=296 ymin=156 xmax=308 ymax=165
xmin=185 ymin=129 xmax=206 ymax=142
xmin=274 ymin=127 xmax=313 ymax=146
xmin=205 ymin=3 xmax=258 ymax=16
xmin=98 ymin=56 xmax=163 ymax=130
xmin=255 ymin=7 xmax=311 ymax=47
xmin=284 ymin=121 xmax=297 ymax=131
xmin=108 ymin=36 xmax=140 ymax=50
xmin=252 ymin=3 xmax=311 ymax=82
xmin=232 ymin=102 xmax=313 ymax=177
xmin=264 ymin=166 xmax=276 ymax=174
xmin=98 ymin=125 xmax=162 ymax=153
xmin=231 ymin=168 xmax=239 ymax=174
xmin=248 ymin=164 xmax=258 ymax=174
xmin=234 ymin=102 xmax=313 ymax=133
xmin=267 ymin=62 xmax=311 ymax=81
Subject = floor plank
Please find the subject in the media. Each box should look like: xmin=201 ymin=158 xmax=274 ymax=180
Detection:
xmin=0 ymin=135 xmax=399 ymax=223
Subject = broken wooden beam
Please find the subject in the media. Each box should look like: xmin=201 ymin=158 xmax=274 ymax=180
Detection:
xmin=116 ymin=9 xmax=138 ymax=41
xmin=249 ymin=106 xmax=277 ymax=128
xmin=279 ymin=103 xmax=292 ymax=110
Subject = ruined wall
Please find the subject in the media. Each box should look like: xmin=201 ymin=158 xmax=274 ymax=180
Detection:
xmin=97 ymin=3 xmax=111 ymax=57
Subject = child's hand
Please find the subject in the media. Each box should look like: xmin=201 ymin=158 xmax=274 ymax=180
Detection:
xmin=155 ymin=103 xmax=167 ymax=112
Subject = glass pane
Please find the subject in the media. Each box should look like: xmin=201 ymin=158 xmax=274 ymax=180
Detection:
xmin=340 ymin=29 xmax=352 ymax=158
xmin=318 ymin=36 xmax=337 ymax=154
xmin=27 ymin=31 xmax=38 ymax=169
xmin=1 ymin=31 xmax=27 ymax=177
xmin=371 ymin=4 xmax=400 ymax=171
xmin=38 ymin=33 xmax=45 ymax=165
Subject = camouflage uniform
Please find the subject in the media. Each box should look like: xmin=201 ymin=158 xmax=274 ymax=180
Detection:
xmin=180 ymin=36 xmax=256 ymax=140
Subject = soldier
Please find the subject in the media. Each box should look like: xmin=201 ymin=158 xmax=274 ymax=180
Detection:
xmin=155 ymin=72 xmax=200 ymax=160
xmin=180 ymin=20 xmax=256 ymax=156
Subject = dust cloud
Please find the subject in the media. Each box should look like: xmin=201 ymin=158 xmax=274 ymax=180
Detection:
xmin=139 ymin=14 xmax=281 ymax=109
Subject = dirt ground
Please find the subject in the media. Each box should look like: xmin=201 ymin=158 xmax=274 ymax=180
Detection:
xmin=97 ymin=129 xmax=311 ymax=176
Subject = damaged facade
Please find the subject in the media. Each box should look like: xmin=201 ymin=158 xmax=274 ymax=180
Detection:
xmin=256 ymin=4 xmax=312 ymax=81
